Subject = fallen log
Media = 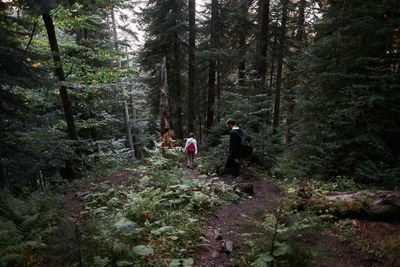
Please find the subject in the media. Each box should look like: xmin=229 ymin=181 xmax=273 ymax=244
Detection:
xmin=297 ymin=190 xmax=400 ymax=221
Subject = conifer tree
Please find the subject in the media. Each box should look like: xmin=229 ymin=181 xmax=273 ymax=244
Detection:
xmin=111 ymin=7 xmax=135 ymax=160
xmin=139 ymin=0 xmax=186 ymax=140
xmin=206 ymin=0 xmax=218 ymax=130
xmin=237 ymin=0 xmax=249 ymax=87
xmin=255 ymin=0 xmax=270 ymax=91
xmin=283 ymin=0 xmax=307 ymax=144
xmin=272 ymin=0 xmax=288 ymax=135
xmin=188 ymin=0 xmax=196 ymax=132
xmin=292 ymin=0 xmax=400 ymax=187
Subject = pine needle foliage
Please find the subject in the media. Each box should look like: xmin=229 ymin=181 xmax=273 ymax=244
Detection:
xmin=290 ymin=0 xmax=400 ymax=188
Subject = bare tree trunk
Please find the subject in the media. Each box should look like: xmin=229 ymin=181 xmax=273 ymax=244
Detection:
xmin=273 ymin=0 xmax=288 ymax=135
xmin=256 ymin=0 xmax=270 ymax=91
xmin=42 ymin=11 xmax=80 ymax=180
xmin=238 ymin=0 xmax=249 ymax=87
xmin=207 ymin=0 xmax=218 ymax=130
xmin=216 ymin=60 xmax=221 ymax=123
xmin=173 ymin=31 xmax=183 ymax=139
xmin=111 ymin=8 xmax=135 ymax=160
xmin=283 ymin=0 xmax=306 ymax=144
xmin=160 ymin=57 xmax=170 ymax=134
xmin=267 ymin=35 xmax=277 ymax=124
xmin=188 ymin=0 xmax=196 ymax=132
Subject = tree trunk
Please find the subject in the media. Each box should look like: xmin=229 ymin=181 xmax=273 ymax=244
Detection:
xmin=238 ymin=0 xmax=248 ymax=87
xmin=42 ymin=11 xmax=80 ymax=180
xmin=216 ymin=60 xmax=221 ymax=123
xmin=173 ymin=31 xmax=183 ymax=140
xmin=160 ymin=57 xmax=170 ymax=135
xmin=207 ymin=0 xmax=218 ymax=130
xmin=111 ymin=8 xmax=135 ymax=160
xmin=42 ymin=12 xmax=78 ymax=141
xmin=188 ymin=0 xmax=196 ymax=132
xmin=296 ymin=0 xmax=306 ymax=44
xmin=267 ymin=36 xmax=277 ymax=124
xmin=283 ymin=0 xmax=306 ymax=144
xmin=256 ymin=0 xmax=270 ymax=91
xmin=273 ymin=0 xmax=288 ymax=135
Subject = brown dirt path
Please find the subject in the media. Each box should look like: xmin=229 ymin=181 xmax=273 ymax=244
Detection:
xmin=193 ymin=171 xmax=282 ymax=266
xmin=59 ymin=161 xmax=397 ymax=267
xmin=183 ymin=163 xmax=393 ymax=267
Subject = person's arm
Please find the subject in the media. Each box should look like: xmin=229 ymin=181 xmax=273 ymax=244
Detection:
xmin=231 ymin=130 xmax=241 ymax=160
xmin=194 ymin=139 xmax=198 ymax=154
xmin=184 ymin=139 xmax=189 ymax=151
xmin=229 ymin=132 xmax=234 ymax=156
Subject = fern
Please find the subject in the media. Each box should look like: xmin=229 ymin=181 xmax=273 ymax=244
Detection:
xmin=0 ymin=189 xmax=61 ymax=266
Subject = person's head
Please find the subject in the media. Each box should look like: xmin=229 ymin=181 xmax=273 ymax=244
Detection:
xmin=226 ymin=118 xmax=236 ymax=129
xmin=189 ymin=132 xmax=195 ymax=138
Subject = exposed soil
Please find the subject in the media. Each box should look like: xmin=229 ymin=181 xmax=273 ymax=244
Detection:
xmin=60 ymin=161 xmax=399 ymax=267
xmin=183 ymin=163 xmax=397 ymax=267
xmin=311 ymin=230 xmax=386 ymax=267
xmin=193 ymin=171 xmax=282 ymax=266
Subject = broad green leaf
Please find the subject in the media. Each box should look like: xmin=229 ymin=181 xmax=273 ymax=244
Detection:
xmin=251 ymin=252 xmax=273 ymax=267
xmin=182 ymin=258 xmax=194 ymax=266
xmin=132 ymin=245 xmax=154 ymax=256
xmin=168 ymin=259 xmax=181 ymax=267
xmin=273 ymin=242 xmax=289 ymax=257
xmin=117 ymin=261 xmax=134 ymax=266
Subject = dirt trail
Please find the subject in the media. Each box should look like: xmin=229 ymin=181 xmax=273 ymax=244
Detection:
xmin=61 ymin=162 xmax=396 ymax=267
xmin=183 ymin=164 xmax=391 ymax=267
xmin=193 ymin=171 xmax=282 ymax=266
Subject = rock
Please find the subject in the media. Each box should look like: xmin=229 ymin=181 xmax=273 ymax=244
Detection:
xmin=215 ymin=231 xmax=223 ymax=240
xmin=75 ymin=191 xmax=88 ymax=198
xmin=211 ymin=251 xmax=220 ymax=259
xmin=224 ymin=241 xmax=233 ymax=254
xmin=234 ymin=183 xmax=254 ymax=195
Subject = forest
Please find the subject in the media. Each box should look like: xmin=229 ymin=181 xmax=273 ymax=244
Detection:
xmin=0 ymin=0 xmax=399 ymax=266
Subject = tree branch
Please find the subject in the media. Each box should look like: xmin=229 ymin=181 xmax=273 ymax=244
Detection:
xmin=25 ymin=17 xmax=38 ymax=52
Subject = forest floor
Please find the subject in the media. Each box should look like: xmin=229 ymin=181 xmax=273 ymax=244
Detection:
xmin=62 ymin=162 xmax=399 ymax=267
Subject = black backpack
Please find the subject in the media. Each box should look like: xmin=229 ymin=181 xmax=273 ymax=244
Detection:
xmin=239 ymin=130 xmax=253 ymax=158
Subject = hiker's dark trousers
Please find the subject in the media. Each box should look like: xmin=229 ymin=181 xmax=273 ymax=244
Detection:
xmin=225 ymin=155 xmax=240 ymax=177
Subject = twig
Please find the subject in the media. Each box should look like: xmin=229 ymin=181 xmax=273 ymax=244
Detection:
xmin=64 ymin=63 xmax=74 ymax=79
xmin=25 ymin=17 xmax=38 ymax=52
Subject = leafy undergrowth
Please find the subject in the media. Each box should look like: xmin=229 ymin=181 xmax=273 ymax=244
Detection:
xmin=333 ymin=219 xmax=400 ymax=264
xmin=0 ymin=189 xmax=63 ymax=266
xmin=0 ymin=158 xmax=142 ymax=266
xmin=235 ymin=198 xmax=322 ymax=267
xmin=45 ymin=145 xmax=236 ymax=266
xmin=244 ymin=167 xmax=400 ymax=266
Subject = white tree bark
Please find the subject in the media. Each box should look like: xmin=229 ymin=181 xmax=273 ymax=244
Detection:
xmin=111 ymin=8 xmax=135 ymax=160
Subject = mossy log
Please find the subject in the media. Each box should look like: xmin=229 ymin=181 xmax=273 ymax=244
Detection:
xmin=298 ymin=190 xmax=400 ymax=221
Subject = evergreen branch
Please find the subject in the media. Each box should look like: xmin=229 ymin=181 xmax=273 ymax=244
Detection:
xmin=64 ymin=64 xmax=74 ymax=79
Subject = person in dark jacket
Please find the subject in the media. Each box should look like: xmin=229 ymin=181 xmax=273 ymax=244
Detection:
xmin=225 ymin=118 xmax=242 ymax=183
